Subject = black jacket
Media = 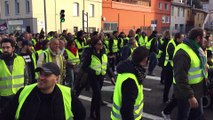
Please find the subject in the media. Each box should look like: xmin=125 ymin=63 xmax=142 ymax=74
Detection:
xmin=158 ymin=37 xmax=170 ymax=67
xmin=120 ymin=44 xmax=132 ymax=61
xmin=2 ymin=85 xmax=86 ymax=120
xmin=148 ymin=34 xmax=158 ymax=54
xmin=116 ymin=60 xmax=145 ymax=120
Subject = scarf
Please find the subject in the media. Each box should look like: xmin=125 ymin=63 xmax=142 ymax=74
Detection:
xmin=133 ymin=62 xmax=146 ymax=85
xmin=68 ymin=47 xmax=77 ymax=56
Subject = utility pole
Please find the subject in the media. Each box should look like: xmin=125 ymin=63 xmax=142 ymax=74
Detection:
xmin=44 ymin=0 xmax=47 ymax=35
xmin=82 ymin=0 xmax=85 ymax=32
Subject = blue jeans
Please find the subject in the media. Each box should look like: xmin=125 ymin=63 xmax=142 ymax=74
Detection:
xmin=148 ymin=52 xmax=157 ymax=73
xmin=177 ymin=97 xmax=203 ymax=120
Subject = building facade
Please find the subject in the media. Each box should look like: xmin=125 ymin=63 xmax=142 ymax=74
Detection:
xmin=102 ymin=0 xmax=153 ymax=34
xmin=151 ymin=0 xmax=171 ymax=34
xmin=203 ymin=0 xmax=213 ymax=30
xmin=0 ymin=0 xmax=102 ymax=34
xmin=102 ymin=0 xmax=171 ymax=34
xmin=170 ymin=0 xmax=188 ymax=34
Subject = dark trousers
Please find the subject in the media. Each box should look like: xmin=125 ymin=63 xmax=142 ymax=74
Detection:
xmin=163 ymin=66 xmax=173 ymax=102
xmin=177 ymin=97 xmax=203 ymax=120
xmin=109 ymin=52 xmax=119 ymax=72
xmin=0 ymin=95 xmax=14 ymax=117
xmin=89 ymin=74 xmax=104 ymax=120
xmin=148 ymin=52 xmax=157 ymax=74
xmin=164 ymin=94 xmax=177 ymax=114
xmin=160 ymin=67 xmax=166 ymax=84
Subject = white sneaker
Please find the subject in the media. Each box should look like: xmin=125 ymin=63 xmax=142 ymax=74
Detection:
xmin=161 ymin=111 xmax=171 ymax=120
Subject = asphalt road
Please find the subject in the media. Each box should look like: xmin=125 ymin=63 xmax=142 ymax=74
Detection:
xmin=78 ymin=66 xmax=213 ymax=120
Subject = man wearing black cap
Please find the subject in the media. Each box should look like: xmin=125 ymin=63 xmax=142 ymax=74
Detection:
xmin=111 ymin=47 xmax=149 ymax=120
xmin=2 ymin=62 xmax=86 ymax=120
xmin=20 ymin=40 xmax=37 ymax=84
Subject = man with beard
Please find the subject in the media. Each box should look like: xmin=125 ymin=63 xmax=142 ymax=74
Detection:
xmin=20 ymin=40 xmax=37 ymax=84
xmin=173 ymin=28 xmax=207 ymax=120
xmin=37 ymin=38 xmax=64 ymax=84
xmin=0 ymin=38 xmax=28 ymax=117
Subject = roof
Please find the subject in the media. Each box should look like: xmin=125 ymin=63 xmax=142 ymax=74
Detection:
xmin=171 ymin=1 xmax=190 ymax=8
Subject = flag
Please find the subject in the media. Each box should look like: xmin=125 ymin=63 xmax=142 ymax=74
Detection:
xmin=0 ymin=22 xmax=8 ymax=31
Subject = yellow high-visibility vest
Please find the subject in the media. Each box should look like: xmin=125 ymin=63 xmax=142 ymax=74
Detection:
xmin=0 ymin=56 xmax=25 ymax=96
xmin=111 ymin=73 xmax=143 ymax=120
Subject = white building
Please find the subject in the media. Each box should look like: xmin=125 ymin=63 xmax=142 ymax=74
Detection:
xmin=170 ymin=0 xmax=188 ymax=34
xmin=0 ymin=0 xmax=102 ymax=34
xmin=203 ymin=0 xmax=213 ymax=30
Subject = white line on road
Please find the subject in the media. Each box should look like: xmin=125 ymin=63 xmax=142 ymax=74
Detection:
xmin=103 ymin=81 xmax=152 ymax=92
xmin=79 ymin=95 xmax=164 ymax=120
xmin=146 ymin=75 xmax=161 ymax=81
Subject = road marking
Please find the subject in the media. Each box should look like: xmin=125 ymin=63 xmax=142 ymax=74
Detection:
xmin=79 ymin=95 xmax=164 ymax=120
xmin=103 ymin=81 xmax=152 ymax=92
xmin=103 ymin=80 xmax=113 ymax=84
xmin=146 ymin=75 xmax=161 ymax=81
xmin=105 ymin=75 xmax=161 ymax=83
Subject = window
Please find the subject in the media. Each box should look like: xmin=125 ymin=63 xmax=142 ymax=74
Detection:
xmin=151 ymin=20 xmax=157 ymax=25
xmin=165 ymin=3 xmax=168 ymax=10
xmin=74 ymin=26 xmax=78 ymax=33
xmin=180 ymin=0 xmax=185 ymax=3
xmin=180 ymin=8 xmax=183 ymax=17
xmin=15 ymin=0 xmax=20 ymax=15
xmin=103 ymin=22 xmax=118 ymax=32
xmin=178 ymin=8 xmax=180 ymax=17
xmin=175 ymin=24 xmax=178 ymax=30
xmin=159 ymin=3 xmax=162 ymax=10
xmin=5 ymin=1 xmax=9 ymax=16
xmin=25 ymin=0 xmax=30 ymax=13
xmin=171 ymin=6 xmax=174 ymax=16
xmin=183 ymin=8 xmax=185 ymax=17
xmin=73 ymin=2 xmax=79 ymax=16
xmin=166 ymin=16 xmax=170 ymax=23
xmin=89 ymin=27 xmax=96 ymax=33
xmin=89 ymin=4 xmax=95 ymax=17
xmin=188 ymin=10 xmax=190 ymax=17
xmin=162 ymin=16 xmax=165 ymax=23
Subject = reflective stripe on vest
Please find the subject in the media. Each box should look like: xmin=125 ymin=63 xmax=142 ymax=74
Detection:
xmin=15 ymin=84 xmax=74 ymax=120
xmin=90 ymin=54 xmax=108 ymax=75
xmin=0 ymin=56 xmax=25 ymax=96
xmin=173 ymin=43 xmax=204 ymax=85
xmin=112 ymin=39 xmax=119 ymax=53
xmin=164 ymin=39 xmax=176 ymax=66
xmin=111 ymin=73 xmax=144 ymax=120
xmin=65 ymin=49 xmax=80 ymax=65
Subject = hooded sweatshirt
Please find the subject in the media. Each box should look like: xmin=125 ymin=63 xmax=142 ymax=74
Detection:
xmin=116 ymin=60 xmax=145 ymax=120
